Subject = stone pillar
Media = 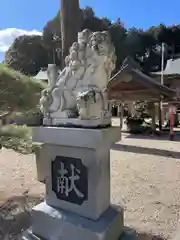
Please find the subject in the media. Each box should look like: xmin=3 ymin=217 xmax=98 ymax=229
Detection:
xmin=22 ymin=126 xmax=123 ymax=240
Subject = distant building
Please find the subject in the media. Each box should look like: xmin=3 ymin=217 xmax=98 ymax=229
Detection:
xmin=151 ymin=57 xmax=180 ymax=92
xmin=151 ymin=56 xmax=180 ymax=121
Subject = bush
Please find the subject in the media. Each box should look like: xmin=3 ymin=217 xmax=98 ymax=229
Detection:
xmin=126 ymin=117 xmax=151 ymax=134
xmin=0 ymin=125 xmax=29 ymax=138
xmin=0 ymin=64 xmax=45 ymax=112
xmin=0 ymin=124 xmax=41 ymax=154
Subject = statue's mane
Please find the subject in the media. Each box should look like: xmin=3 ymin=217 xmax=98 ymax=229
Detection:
xmin=64 ymin=29 xmax=115 ymax=67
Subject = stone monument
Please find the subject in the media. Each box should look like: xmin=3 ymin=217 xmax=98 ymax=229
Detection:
xmin=22 ymin=29 xmax=123 ymax=240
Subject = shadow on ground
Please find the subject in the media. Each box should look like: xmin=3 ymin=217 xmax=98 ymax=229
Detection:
xmin=120 ymin=227 xmax=166 ymax=239
xmin=0 ymin=195 xmax=167 ymax=240
xmin=124 ymin=132 xmax=180 ymax=142
xmin=112 ymin=143 xmax=180 ymax=159
xmin=0 ymin=195 xmax=43 ymax=240
xmin=135 ymin=233 xmax=165 ymax=240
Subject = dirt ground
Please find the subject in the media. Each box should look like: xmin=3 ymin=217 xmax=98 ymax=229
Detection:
xmin=1 ymin=120 xmax=180 ymax=239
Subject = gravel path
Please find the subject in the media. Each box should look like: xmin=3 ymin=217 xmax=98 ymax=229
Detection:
xmin=111 ymin=134 xmax=180 ymax=239
xmin=1 ymin=122 xmax=180 ymax=239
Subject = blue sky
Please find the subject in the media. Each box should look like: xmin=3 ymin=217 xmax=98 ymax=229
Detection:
xmin=1 ymin=0 xmax=180 ymax=30
xmin=0 ymin=0 xmax=180 ymax=61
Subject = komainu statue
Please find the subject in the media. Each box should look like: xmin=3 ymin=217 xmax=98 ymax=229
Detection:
xmin=40 ymin=29 xmax=117 ymax=127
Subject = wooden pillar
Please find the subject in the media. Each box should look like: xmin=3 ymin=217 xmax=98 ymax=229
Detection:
xmin=150 ymin=102 xmax=156 ymax=133
xmin=60 ymin=0 xmax=81 ymax=68
xmin=131 ymin=102 xmax=136 ymax=117
xmin=158 ymin=101 xmax=163 ymax=131
xmin=119 ymin=103 xmax=124 ymax=130
xmin=127 ymin=102 xmax=133 ymax=117
xmin=169 ymin=105 xmax=175 ymax=141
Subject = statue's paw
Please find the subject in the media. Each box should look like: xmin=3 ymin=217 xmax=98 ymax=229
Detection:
xmin=78 ymin=108 xmax=88 ymax=120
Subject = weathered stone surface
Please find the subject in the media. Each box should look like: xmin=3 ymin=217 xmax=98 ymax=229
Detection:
xmin=45 ymin=145 xmax=110 ymax=220
xmin=33 ymin=127 xmax=121 ymax=220
xmin=29 ymin=124 xmax=123 ymax=239
xmin=34 ymin=144 xmax=46 ymax=183
xmin=23 ymin=202 xmax=123 ymax=240
xmin=32 ymin=126 xmax=121 ymax=148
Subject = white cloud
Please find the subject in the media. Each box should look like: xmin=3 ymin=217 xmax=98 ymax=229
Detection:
xmin=0 ymin=28 xmax=42 ymax=52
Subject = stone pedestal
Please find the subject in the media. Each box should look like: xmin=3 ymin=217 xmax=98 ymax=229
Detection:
xmin=22 ymin=126 xmax=123 ymax=240
xmin=23 ymin=202 xmax=123 ymax=240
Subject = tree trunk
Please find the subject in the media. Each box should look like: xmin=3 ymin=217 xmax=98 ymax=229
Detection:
xmin=60 ymin=0 xmax=81 ymax=68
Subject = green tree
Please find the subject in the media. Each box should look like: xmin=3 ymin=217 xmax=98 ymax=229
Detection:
xmin=4 ymin=35 xmax=49 ymax=76
xmin=42 ymin=11 xmax=62 ymax=66
xmin=43 ymin=12 xmax=61 ymax=47
xmin=147 ymin=24 xmax=180 ymax=57
xmin=6 ymin=6 xmax=180 ymax=75
xmin=43 ymin=8 xmax=127 ymax=71
xmin=126 ymin=28 xmax=144 ymax=58
xmin=109 ymin=19 xmax=127 ymax=70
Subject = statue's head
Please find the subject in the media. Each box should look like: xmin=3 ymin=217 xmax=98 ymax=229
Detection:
xmin=70 ymin=42 xmax=78 ymax=51
xmin=89 ymin=31 xmax=113 ymax=57
xmin=78 ymin=29 xmax=92 ymax=45
xmin=88 ymin=31 xmax=116 ymax=81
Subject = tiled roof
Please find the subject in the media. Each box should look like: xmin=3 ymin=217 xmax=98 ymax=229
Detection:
xmin=152 ymin=58 xmax=180 ymax=75
xmin=109 ymin=57 xmax=176 ymax=99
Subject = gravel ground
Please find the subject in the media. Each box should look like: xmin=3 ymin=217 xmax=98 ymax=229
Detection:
xmin=0 ymin=120 xmax=180 ymax=239
xmin=111 ymin=135 xmax=180 ymax=239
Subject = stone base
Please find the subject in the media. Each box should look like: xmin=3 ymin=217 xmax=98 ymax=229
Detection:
xmin=32 ymin=127 xmax=121 ymax=220
xmin=22 ymin=230 xmax=40 ymax=240
xmin=22 ymin=202 xmax=124 ymax=240
xmin=43 ymin=117 xmax=111 ymax=128
xmin=32 ymin=126 xmax=121 ymax=148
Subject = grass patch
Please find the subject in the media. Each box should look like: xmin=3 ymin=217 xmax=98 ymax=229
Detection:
xmin=0 ymin=124 xmax=41 ymax=154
